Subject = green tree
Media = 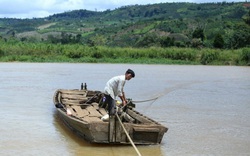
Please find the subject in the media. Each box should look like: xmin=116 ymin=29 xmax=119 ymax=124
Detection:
xmin=244 ymin=10 xmax=250 ymax=25
xmin=213 ymin=34 xmax=224 ymax=49
xmin=61 ymin=32 xmax=72 ymax=44
xmin=192 ymin=28 xmax=205 ymax=41
xmin=226 ymin=25 xmax=250 ymax=49
xmin=75 ymin=34 xmax=82 ymax=43
xmin=12 ymin=31 xmax=15 ymax=37
xmin=160 ymin=36 xmax=175 ymax=47
xmin=191 ymin=38 xmax=203 ymax=48
xmin=88 ymin=35 xmax=107 ymax=46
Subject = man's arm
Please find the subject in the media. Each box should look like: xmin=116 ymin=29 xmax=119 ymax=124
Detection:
xmin=119 ymin=92 xmax=127 ymax=106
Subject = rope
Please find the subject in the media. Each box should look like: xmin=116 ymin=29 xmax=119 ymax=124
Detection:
xmin=131 ymin=82 xmax=199 ymax=104
xmin=115 ymin=113 xmax=142 ymax=156
xmin=131 ymin=93 xmax=164 ymax=103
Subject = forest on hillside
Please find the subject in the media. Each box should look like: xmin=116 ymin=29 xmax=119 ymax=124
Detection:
xmin=0 ymin=2 xmax=249 ymax=49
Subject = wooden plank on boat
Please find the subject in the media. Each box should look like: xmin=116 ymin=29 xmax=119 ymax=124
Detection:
xmin=98 ymin=108 xmax=108 ymax=116
xmin=127 ymin=109 xmax=152 ymax=124
xmin=59 ymin=90 xmax=87 ymax=95
xmin=82 ymin=116 xmax=102 ymax=122
xmin=61 ymin=94 xmax=88 ymax=100
xmin=62 ymin=99 xmax=81 ymax=104
xmin=71 ymin=105 xmax=89 ymax=118
xmin=109 ymin=116 xmax=116 ymax=142
xmin=86 ymin=106 xmax=102 ymax=117
xmin=115 ymin=117 xmax=122 ymax=142
xmin=86 ymin=90 xmax=99 ymax=96
xmin=133 ymin=127 xmax=160 ymax=132
xmin=92 ymin=103 xmax=99 ymax=109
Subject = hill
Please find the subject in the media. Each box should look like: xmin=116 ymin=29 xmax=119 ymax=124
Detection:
xmin=0 ymin=2 xmax=250 ymax=49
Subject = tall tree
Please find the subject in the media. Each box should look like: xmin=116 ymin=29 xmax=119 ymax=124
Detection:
xmin=244 ymin=10 xmax=250 ymax=25
xmin=226 ymin=25 xmax=250 ymax=49
xmin=213 ymin=34 xmax=224 ymax=49
xmin=192 ymin=28 xmax=205 ymax=41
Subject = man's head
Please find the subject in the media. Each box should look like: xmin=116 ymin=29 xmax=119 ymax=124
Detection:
xmin=125 ymin=69 xmax=135 ymax=80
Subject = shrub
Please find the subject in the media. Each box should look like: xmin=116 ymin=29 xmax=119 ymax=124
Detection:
xmin=213 ymin=34 xmax=224 ymax=49
xmin=66 ymin=51 xmax=83 ymax=58
xmin=200 ymin=51 xmax=219 ymax=65
xmin=240 ymin=48 xmax=250 ymax=64
xmin=0 ymin=49 xmax=5 ymax=57
xmin=91 ymin=51 xmax=103 ymax=59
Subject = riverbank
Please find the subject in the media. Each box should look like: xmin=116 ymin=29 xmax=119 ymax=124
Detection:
xmin=0 ymin=41 xmax=249 ymax=65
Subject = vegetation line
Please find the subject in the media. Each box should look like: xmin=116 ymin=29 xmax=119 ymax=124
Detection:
xmin=0 ymin=40 xmax=249 ymax=65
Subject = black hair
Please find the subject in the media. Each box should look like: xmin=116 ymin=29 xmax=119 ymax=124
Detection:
xmin=126 ymin=69 xmax=135 ymax=77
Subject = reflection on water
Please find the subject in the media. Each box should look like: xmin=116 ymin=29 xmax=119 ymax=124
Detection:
xmin=1 ymin=63 xmax=250 ymax=156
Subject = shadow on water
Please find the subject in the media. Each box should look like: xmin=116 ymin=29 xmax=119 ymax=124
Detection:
xmin=52 ymin=110 xmax=164 ymax=156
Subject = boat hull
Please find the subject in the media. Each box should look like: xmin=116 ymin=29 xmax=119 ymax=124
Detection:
xmin=54 ymin=89 xmax=168 ymax=145
xmin=56 ymin=108 xmax=110 ymax=143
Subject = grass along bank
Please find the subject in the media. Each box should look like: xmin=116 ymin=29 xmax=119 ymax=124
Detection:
xmin=0 ymin=40 xmax=249 ymax=65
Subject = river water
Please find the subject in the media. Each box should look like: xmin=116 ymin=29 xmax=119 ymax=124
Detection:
xmin=0 ymin=63 xmax=249 ymax=156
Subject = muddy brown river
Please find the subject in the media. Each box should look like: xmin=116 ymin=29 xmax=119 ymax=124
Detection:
xmin=0 ymin=63 xmax=249 ymax=156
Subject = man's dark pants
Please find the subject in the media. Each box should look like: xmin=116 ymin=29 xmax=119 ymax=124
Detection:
xmin=104 ymin=94 xmax=116 ymax=116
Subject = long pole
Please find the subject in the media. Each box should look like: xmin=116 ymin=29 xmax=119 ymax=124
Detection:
xmin=115 ymin=113 xmax=142 ymax=156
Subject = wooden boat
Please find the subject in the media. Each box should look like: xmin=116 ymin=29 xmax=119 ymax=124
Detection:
xmin=53 ymin=86 xmax=168 ymax=145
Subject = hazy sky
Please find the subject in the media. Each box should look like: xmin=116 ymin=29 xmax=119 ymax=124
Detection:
xmin=0 ymin=0 xmax=246 ymax=19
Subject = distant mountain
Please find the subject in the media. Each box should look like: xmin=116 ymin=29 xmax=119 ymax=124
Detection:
xmin=0 ymin=2 xmax=249 ymax=48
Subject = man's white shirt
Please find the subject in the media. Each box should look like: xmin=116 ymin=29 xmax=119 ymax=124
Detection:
xmin=104 ymin=75 xmax=126 ymax=99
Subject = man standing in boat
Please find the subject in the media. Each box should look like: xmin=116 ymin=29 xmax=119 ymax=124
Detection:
xmin=104 ymin=69 xmax=135 ymax=116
